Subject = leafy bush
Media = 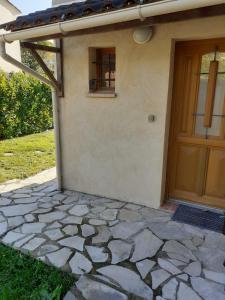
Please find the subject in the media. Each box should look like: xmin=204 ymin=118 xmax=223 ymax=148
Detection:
xmin=0 ymin=71 xmax=53 ymax=139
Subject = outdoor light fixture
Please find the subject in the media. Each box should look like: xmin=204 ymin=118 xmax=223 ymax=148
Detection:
xmin=133 ymin=26 xmax=153 ymax=44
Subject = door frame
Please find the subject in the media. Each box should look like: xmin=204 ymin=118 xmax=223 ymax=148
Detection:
xmin=164 ymin=38 xmax=225 ymax=209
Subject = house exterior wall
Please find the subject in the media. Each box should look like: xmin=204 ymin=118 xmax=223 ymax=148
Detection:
xmin=0 ymin=1 xmax=21 ymax=72
xmin=60 ymin=15 xmax=225 ymax=209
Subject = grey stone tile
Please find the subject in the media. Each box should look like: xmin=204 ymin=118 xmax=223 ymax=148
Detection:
xmin=158 ymin=258 xmax=181 ymax=275
xmin=0 ymin=203 xmax=38 ymax=217
xmin=76 ymin=275 xmax=128 ymax=300
xmin=69 ymin=252 xmax=93 ymax=275
xmin=63 ymin=225 xmax=78 ymax=236
xmin=177 ymin=282 xmax=201 ymax=300
xmin=162 ymin=278 xmax=178 ymax=300
xmin=38 ymin=211 xmax=66 ymax=223
xmin=97 ymin=265 xmax=153 ymax=300
xmin=69 ymin=205 xmax=89 ymax=217
xmin=44 ymin=229 xmax=64 ymax=241
xmin=21 ymin=223 xmax=46 ymax=234
xmin=58 ymin=236 xmax=85 ymax=251
xmin=81 ymin=224 xmax=95 ymax=237
xmin=183 ymin=261 xmax=201 ymax=277
xmin=100 ymin=209 xmax=118 ymax=221
xmin=130 ymin=229 xmax=163 ymax=262
xmin=108 ymin=240 xmax=132 ymax=264
xmin=47 ymin=247 xmax=72 ymax=268
xmin=86 ymin=246 xmax=108 ymax=263
xmin=110 ymin=221 xmax=146 ymax=239
xmin=151 ymin=269 xmax=170 ymax=289
xmin=136 ymin=259 xmax=156 ymax=279
xmin=22 ymin=237 xmax=46 ymax=251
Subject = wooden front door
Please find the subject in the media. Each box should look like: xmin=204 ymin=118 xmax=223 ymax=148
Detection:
xmin=167 ymin=39 xmax=225 ymax=209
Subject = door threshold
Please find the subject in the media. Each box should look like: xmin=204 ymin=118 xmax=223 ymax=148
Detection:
xmin=168 ymin=198 xmax=225 ymax=215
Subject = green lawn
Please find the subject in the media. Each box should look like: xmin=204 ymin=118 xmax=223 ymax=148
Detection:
xmin=0 ymin=131 xmax=55 ymax=184
xmin=0 ymin=244 xmax=74 ymax=300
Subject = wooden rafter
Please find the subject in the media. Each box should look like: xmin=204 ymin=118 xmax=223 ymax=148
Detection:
xmin=21 ymin=42 xmax=60 ymax=53
xmin=21 ymin=39 xmax=64 ymax=97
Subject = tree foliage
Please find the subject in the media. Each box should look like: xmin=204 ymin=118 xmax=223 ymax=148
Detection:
xmin=0 ymin=71 xmax=53 ymax=140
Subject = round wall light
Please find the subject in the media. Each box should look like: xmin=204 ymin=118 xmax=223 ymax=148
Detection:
xmin=133 ymin=26 xmax=153 ymax=44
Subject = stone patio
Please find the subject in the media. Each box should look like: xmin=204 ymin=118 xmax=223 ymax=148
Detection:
xmin=0 ymin=173 xmax=225 ymax=299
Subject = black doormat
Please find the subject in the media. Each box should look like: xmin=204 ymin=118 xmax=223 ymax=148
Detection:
xmin=172 ymin=204 xmax=225 ymax=233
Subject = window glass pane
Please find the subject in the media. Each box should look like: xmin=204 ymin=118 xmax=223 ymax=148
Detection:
xmin=201 ymin=52 xmax=214 ymax=73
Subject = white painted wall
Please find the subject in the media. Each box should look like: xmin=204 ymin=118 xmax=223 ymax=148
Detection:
xmin=0 ymin=0 xmax=21 ymax=72
xmin=60 ymin=15 xmax=225 ymax=209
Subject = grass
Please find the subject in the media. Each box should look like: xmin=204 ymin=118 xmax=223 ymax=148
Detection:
xmin=0 ymin=131 xmax=55 ymax=184
xmin=0 ymin=244 xmax=74 ymax=300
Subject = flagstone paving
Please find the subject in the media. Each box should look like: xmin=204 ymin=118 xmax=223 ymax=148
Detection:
xmin=0 ymin=179 xmax=225 ymax=299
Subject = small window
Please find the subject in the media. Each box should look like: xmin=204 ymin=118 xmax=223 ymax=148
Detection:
xmin=89 ymin=47 xmax=116 ymax=93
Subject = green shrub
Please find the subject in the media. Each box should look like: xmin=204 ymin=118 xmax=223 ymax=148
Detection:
xmin=0 ymin=71 xmax=53 ymax=140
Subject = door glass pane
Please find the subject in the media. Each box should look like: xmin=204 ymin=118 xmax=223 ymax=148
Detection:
xmin=195 ymin=52 xmax=225 ymax=138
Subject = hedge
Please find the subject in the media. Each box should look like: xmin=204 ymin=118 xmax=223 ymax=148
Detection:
xmin=0 ymin=71 xmax=53 ymax=140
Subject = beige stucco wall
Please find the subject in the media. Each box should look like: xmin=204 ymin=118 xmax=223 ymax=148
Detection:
xmin=60 ymin=15 xmax=225 ymax=209
xmin=0 ymin=1 xmax=21 ymax=72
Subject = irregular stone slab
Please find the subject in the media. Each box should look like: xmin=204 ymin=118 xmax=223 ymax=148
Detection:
xmin=151 ymin=269 xmax=170 ymax=289
xmin=8 ymin=216 xmax=25 ymax=229
xmin=167 ymin=252 xmax=190 ymax=263
xmin=110 ymin=222 xmax=145 ymax=239
xmin=63 ymin=225 xmax=78 ymax=236
xmin=0 ymin=221 xmax=7 ymax=236
xmin=14 ymin=234 xmax=35 ymax=248
xmin=100 ymin=209 xmax=118 ymax=221
xmin=192 ymin=236 xmax=204 ymax=247
xmin=38 ymin=211 xmax=66 ymax=223
xmin=81 ymin=224 xmax=95 ymax=237
xmin=86 ymin=246 xmax=108 ymax=263
xmin=118 ymin=209 xmax=142 ymax=222
xmin=168 ymin=259 xmax=186 ymax=267
xmin=125 ymin=203 xmax=141 ymax=210
xmin=25 ymin=214 xmax=35 ymax=222
xmin=97 ymin=265 xmax=153 ymax=300
xmin=69 ymin=252 xmax=93 ymax=275
xmin=69 ymin=205 xmax=89 ymax=217
xmin=191 ymin=277 xmax=225 ymax=300
xmin=194 ymin=247 xmax=225 ymax=273
xmin=148 ymin=222 xmax=192 ymax=241
xmin=22 ymin=237 xmax=46 ymax=251
xmin=182 ymin=223 xmax=204 ymax=239
xmin=58 ymin=236 xmax=85 ymax=251
xmin=47 ymin=221 xmax=62 ymax=229
xmin=52 ymin=193 xmax=67 ymax=201
xmin=37 ymin=244 xmax=59 ymax=256
xmin=203 ymin=269 xmax=225 ymax=284
xmin=108 ymin=220 xmax=119 ymax=227
xmin=108 ymin=240 xmax=132 ymax=264
xmin=56 ymin=204 xmax=73 ymax=211
xmin=3 ymin=231 xmax=26 ymax=245
xmin=163 ymin=240 xmax=197 ymax=261
xmin=177 ymin=274 xmax=189 ymax=282
xmin=76 ymin=275 xmax=128 ymax=300
xmin=203 ymin=232 xmax=225 ymax=251
xmin=136 ymin=259 xmax=156 ymax=279
xmin=130 ymin=229 xmax=163 ymax=262
xmin=183 ymin=261 xmax=201 ymax=277
xmin=64 ymin=291 xmax=77 ymax=300
xmin=92 ymin=226 xmax=111 ymax=244
xmin=162 ymin=278 xmax=178 ymax=300
xmin=182 ymin=239 xmax=197 ymax=251
xmin=177 ymin=282 xmax=201 ymax=300
xmin=91 ymin=206 xmax=105 ymax=214
xmin=105 ymin=201 xmax=125 ymax=209
xmin=11 ymin=194 xmax=30 ymax=199
xmin=158 ymin=258 xmax=181 ymax=275
xmin=0 ymin=197 xmax=12 ymax=206
xmin=61 ymin=216 xmax=83 ymax=225
xmin=47 ymin=247 xmax=72 ymax=268
xmin=14 ymin=197 xmax=38 ymax=204
xmin=21 ymin=223 xmax=46 ymax=234
xmin=89 ymin=219 xmax=107 ymax=226
xmin=34 ymin=208 xmax=52 ymax=214
xmin=0 ymin=203 xmax=38 ymax=217
xmin=44 ymin=229 xmax=64 ymax=241
xmin=0 ymin=214 xmax=5 ymax=222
